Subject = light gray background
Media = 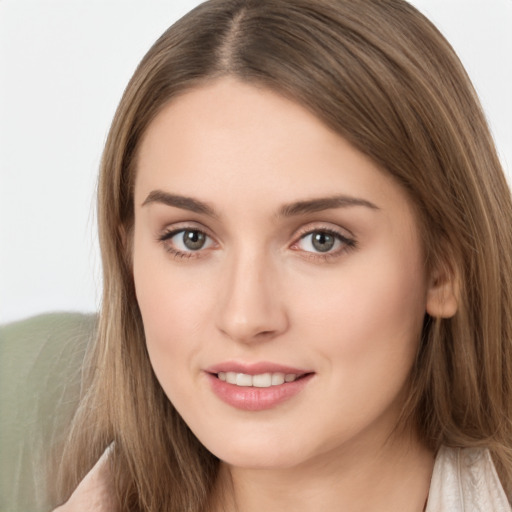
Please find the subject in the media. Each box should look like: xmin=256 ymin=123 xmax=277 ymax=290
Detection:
xmin=1 ymin=0 xmax=511 ymax=323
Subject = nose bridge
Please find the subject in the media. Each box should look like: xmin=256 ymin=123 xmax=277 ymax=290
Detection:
xmin=216 ymin=243 xmax=288 ymax=343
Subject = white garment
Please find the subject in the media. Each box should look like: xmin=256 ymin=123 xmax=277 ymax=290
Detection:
xmin=426 ymin=446 xmax=511 ymax=511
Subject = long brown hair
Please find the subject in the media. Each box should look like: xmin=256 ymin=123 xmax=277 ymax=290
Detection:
xmin=56 ymin=0 xmax=512 ymax=509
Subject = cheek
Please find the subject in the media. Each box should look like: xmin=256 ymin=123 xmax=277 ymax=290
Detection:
xmin=133 ymin=224 xmax=209 ymax=334
xmin=288 ymin=249 xmax=427 ymax=448
xmin=134 ymin=273 xmax=202 ymax=413
xmin=133 ymin=242 xmax=193 ymax=373
xmin=132 ymin=239 xmax=221 ymax=406
xmin=135 ymin=266 xmax=206 ymax=353
xmin=294 ymin=241 xmax=427 ymax=376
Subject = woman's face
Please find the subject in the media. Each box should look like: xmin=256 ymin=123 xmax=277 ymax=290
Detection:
xmin=133 ymin=78 xmax=431 ymax=469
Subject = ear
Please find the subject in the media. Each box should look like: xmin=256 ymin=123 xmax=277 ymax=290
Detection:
xmin=426 ymin=261 xmax=459 ymax=318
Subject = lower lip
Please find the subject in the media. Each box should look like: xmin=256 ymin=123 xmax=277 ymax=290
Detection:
xmin=206 ymin=373 xmax=314 ymax=411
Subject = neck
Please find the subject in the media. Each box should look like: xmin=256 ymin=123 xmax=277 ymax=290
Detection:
xmin=210 ymin=429 xmax=434 ymax=512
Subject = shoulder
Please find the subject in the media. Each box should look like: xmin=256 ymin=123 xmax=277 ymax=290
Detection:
xmin=53 ymin=448 xmax=117 ymax=512
xmin=426 ymin=446 xmax=511 ymax=511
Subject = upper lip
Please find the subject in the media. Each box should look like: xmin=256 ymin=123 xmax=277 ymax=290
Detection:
xmin=205 ymin=361 xmax=311 ymax=376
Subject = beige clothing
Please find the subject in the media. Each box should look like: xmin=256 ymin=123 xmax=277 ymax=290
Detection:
xmin=426 ymin=446 xmax=511 ymax=511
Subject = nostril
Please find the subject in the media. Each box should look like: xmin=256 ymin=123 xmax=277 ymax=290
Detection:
xmin=256 ymin=330 xmax=277 ymax=337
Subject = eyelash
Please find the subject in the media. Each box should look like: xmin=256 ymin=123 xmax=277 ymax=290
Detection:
xmin=292 ymin=227 xmax=357 ymax=262
xmin=158 ymin=227 xmax=215 ymax=260
xmin=157 ymin=225 xmax=357 ymax=262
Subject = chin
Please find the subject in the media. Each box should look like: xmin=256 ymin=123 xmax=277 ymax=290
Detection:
xmin=196 ymin=431 xmax=309 ymax=469
xmin=218 ymin=449 xmax=306 ymax=470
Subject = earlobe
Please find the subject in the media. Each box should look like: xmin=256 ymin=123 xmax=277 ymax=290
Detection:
xmin=425 ymin=265 xmax=459 ymax=318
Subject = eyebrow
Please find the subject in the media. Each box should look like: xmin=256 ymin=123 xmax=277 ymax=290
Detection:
xmin=278 ymin=195 xmax=379 ymax=217
xmin=141 ymin=190 xmax=379 ymax=217
xmin=142 ymin=190 xmax=218 ymax=217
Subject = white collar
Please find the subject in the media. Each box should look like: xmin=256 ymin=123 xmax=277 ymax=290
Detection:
xmin=425 ymin=446 xmax=511 ymax=511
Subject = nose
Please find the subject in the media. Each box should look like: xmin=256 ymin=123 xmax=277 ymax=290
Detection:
xmin=215 ymin=249 xmax=289 ymax=344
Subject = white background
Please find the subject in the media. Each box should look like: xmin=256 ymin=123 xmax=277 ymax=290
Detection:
xmin=1 ymin=0 xmax=511 ymax=324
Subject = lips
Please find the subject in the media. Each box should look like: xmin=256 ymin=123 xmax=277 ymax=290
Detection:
xmin=206 ymin=361 xmax=310 ymax=376
xmin=204 ymin=361 xmax=314 ymax=411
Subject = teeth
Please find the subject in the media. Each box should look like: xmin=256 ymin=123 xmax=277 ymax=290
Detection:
xmin=217 ymin=372 xmax=297 ymax=387
xmin=271 ymin=373 xmax=285 ymax=386
xmin=253 ymin=373 xmax=272 ymax=387
xmin=226 ymin=372 xmax=237 ymax=384
xmin=236 ymin=373 xmax=253 ymax=387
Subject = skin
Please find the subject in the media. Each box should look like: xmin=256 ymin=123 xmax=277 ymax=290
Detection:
xmin=57 ymin=77 xmax=457 ymax=511
xmin=132 ymin=78 xmax=442 ymax=511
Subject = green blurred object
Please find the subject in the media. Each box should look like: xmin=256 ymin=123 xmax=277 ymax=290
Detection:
xmin=0 ymin=312 xmax=96 ymax=512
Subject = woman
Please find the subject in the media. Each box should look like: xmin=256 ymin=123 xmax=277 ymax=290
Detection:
xmin=54 ymin=0 xmax=512 ymax=510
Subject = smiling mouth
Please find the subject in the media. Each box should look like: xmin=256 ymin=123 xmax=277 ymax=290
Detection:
xmin=207 ymin=370 xmax=314 ymax=410
xmin=214 ymin=372 xmax=310 ymax=388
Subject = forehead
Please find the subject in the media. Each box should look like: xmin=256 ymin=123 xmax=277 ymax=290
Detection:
xmin=134 ymin=78 xmax=415 ymax=223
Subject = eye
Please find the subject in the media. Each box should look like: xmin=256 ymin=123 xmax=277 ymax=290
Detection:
xmin=302 ymin=231 xmax=338 ymax=253
xmin=294 ymin=229 xmax=355 ymax=255
xmin=160 ymin=228 xmax=215 ymax=255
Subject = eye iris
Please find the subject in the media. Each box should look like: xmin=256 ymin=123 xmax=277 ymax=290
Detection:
xmin=183 ymin=230 xmax=206 ymax=250
xmin=312 ymin=232 xmax=335 ymax=252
